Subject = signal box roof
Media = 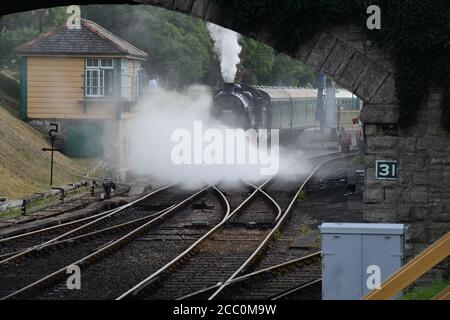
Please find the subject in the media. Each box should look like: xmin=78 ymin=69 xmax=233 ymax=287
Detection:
xmin=16 ymin=19 xmax=148 ymax=60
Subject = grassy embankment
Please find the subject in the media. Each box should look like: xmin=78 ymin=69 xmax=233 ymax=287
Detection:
xmin=0 ymin=70 xmax=89 ymax=200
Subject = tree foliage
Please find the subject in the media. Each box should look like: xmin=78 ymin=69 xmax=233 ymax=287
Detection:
xmin=0 ymin=7 xmax=66 ymax=66
xmin=239 ymin=38 xmax=315 ymax=87
xmin=0 ymin=4 xmax=316 ymax=89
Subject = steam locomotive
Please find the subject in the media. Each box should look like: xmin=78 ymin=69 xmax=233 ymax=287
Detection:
xmin=211 ymin=83 xmax=360 ymax=141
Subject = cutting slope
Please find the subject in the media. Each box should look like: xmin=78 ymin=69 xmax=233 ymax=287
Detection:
xmin=0 ymin=84 xmax=87 ymax=198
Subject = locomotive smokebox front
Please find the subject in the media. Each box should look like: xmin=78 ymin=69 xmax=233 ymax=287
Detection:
xmin=223 ymin=82 xmax=235 ymax=93
xmin=212 ymin=83 xmax=251 ymax=129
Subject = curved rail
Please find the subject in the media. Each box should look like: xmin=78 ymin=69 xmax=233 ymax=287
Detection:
xmin=1 ymin=186 xmax=211 ymax=300
xmin=117 ymin=151 xmax=345 ymax=300
xmin=115 ymin=185 xmax=232 ymax=299
xmin=116 ymin=179 xmax=274 ymax=300
xmin=212 ymin=186 xmax=231 ymax=219
xmin=207 ymin=155 xmax=342 ymax=300
xmin=242 ymin=180 xmax=282 ymax=222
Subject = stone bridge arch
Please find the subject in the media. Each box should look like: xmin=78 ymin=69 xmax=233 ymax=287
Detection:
xmin=120 ymin=1 xmax=411 ymax=239
xmin=3 ymin=0 xmax=449 ymax=256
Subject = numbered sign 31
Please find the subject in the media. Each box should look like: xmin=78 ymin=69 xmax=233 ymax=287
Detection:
xmin=376 ymin=160 xmax=398 ymax=180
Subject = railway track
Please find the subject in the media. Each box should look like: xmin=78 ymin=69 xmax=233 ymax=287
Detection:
xmin=177 ymin=252 xmax=321 ymax=300
xmin=0 ymin=185 xmax=176 ymax=264
xmin=118 ymin=153 xmax=341 ymax=299
xmin=0 ymin=184 xmax=130 ymax=231
xmin=208 ymin=153 xmax=354 ymax=300
xmin=0 ymin=208 xmax=116 ymax=260
xmin=0 ymin=184 xmax=214 ymax=299
xmin=205 ymin=153 xmax=350 ymax=300
xmin=0 ymin=207 xmax=172 ymax=262
xmin=118 ymin=152 xmax=345 ymax=300
xmin=0 ymin=183 xmax=241 ymax=300
xmin=117 ymin=179 xmax=278 ymax=300
xmin=1 ymin=152 xmax=350 ymax=300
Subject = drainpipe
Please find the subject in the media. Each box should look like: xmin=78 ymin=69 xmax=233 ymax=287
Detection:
xmin=316 ymin=73 xmax=325 ymax=132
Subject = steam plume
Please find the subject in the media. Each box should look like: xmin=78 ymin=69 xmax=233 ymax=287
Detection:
xmin=207 ymin=23 xmax=242 ymax=83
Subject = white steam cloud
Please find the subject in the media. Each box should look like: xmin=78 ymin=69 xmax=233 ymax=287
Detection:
xmin=125 ymin=87 xmax=310 ymax=186
xmin=207 ymin=23 xmax=242 ymax=83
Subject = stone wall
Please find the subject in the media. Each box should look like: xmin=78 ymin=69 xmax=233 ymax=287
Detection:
xmin=287 ymin=24 xmax=448 ymax=262
xmin=362 ymin=89 xmax=450 ymax=266
xmin=410 ymin=91 xmax=450 ymax=249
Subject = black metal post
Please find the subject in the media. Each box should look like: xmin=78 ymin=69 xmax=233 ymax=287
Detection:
xmin=21 ymin=199 xmax=27 ymax=216
xmin=42 ymin=124 xmax=63 ymax=187
xmin=50 ymin=138 xmax=54 ymax=186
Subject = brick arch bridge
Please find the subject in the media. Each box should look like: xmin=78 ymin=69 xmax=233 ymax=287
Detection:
xmin=3 ymin=0 xmax=449 ymax=256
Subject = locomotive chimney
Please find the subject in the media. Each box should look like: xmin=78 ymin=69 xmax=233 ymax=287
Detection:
xmin=224 ymin=83 xmax=235 ymax=93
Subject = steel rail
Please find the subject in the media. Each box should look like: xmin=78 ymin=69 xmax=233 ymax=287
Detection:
xmin=0 ymin=151 xmax=339 ymax=245
xmin=0 ymin=183 xmax=132 ymax=237
xmin=0 ymin=184 xmax=174 ymax=266
xmin=0 ymin=205 xmax=177 ymax=260
xmin=0 ymin=207 xmax=117 ymax=242
xmin=116 ymin=179 xmax=273 ymax=300
xmin=177 ymin=251 xmax=321 ymax=300
xmin=242 ymin=180 xmax=282 ymax=222
xmin=270 ymin=278 xmax=322 ymax=300
xmin=1 ymin=186 xmax=211 ymax=300
xmin=207 ymin=155 xmax=343 ymax=300
xmin=211 ymin=186 xmax=231 ymax=219
xmin=118 ymin=151 xmax=345 ymax=300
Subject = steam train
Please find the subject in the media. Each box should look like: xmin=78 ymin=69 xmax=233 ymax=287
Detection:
xmin=211 ymin=83 xmax=360 ymax=141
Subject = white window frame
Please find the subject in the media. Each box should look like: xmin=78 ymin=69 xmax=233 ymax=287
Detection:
xmin=85 ymin=58 xmax=114 ymax=98
xmin=135 ymin=71 xmax=140 ymax=98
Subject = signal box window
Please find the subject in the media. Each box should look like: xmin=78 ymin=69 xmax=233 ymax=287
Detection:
xmin=85 ymin=58 xmax=114 ymax=98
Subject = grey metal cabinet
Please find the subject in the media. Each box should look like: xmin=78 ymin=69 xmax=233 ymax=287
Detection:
xmin=320 ymin=223 xmax=405 ymax=300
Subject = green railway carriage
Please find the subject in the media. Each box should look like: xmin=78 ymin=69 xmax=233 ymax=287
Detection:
xmin=256 ymin=87 xmax=360 ymax=132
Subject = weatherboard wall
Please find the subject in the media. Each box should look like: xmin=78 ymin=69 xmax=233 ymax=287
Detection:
xmin=25 ymin=56 xmax=138 ymax=120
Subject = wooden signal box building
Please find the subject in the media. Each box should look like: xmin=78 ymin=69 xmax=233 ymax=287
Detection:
xmin=16 ymin=19 xmax=148 ymax=176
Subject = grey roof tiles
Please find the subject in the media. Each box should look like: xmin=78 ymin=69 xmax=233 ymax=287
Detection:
xmin=17 ymin=19 xmax=148 ymax=60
